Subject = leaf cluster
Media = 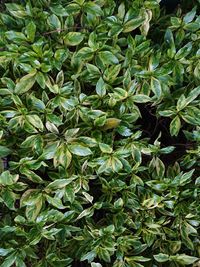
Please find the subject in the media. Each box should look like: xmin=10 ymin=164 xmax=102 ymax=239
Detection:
xmin=0 ymin=0 xmax=200 ymax=267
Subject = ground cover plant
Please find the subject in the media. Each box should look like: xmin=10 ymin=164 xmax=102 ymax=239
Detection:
xmin=0 ymin=0 xmax=200 ymax=266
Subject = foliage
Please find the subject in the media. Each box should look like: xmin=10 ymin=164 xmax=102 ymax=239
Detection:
xmin=0 ymin=0 xmax=200 ymax=266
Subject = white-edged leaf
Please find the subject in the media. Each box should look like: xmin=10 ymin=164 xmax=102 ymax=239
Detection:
xmin=64 ymin=32 xmax=84 ymax=46
xmin=170 ymin=116 xmax=181 ymax=136
xmin=15 ymin=71 xmax=37 ymax=94
xmin=45 ymin=179 xmax=74 ymax=190
xmin=154 ymin=253 xmax=169 ymax=263
xmin=69 ymin=144 xmax=92 ymax=156
xmin=151 ymin=77 xmax=162 ymax=98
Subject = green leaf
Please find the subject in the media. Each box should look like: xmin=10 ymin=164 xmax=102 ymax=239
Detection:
xmin=75 ymin=47 xmax=94 ymax=61
xmin=99 ymin=143 xmax=113 ymax=154
xmin=5 ymin=3 xmax=27 ymax=18
xmin=165 ymin=29 xmax=175 ymax=46
xmin=103 ymin=64 xmax=121 ymax=83
xmin=159 ymin=110 xmax=176 ymax=117
xmin=155 ymin=157 xmax=165 ymax=178
xmin=184 ymin=22 xmax=200 ymax=31
xmin=0 ymin=146 xmax=12 ymax=157
xmin=169 ymin=241 xmax=181 ymax=254
xmin=98 ymin=51 xmax=119 ymax=65
xmin=20 ymin=169 xmax=43 ymax=183
xmin=170 ymin=254 xmax=198 ymax=265
xmin=78 ymin=137 xmax=97 ymax=147
xmin=42 ymin=227 xmax=61 ymax=240
xmin=111 ymin=157 xmax=123 ymax=172
xmin=64 ymin=128 xmax=80 ymax=138
xmin=96 ymin=77 xmax=106 ymax=97
xmin=5 ymin=31 xmax=27 ymax=42
xmin=98 ymin=248 xmax=111 ymax=262
xmin=126 ymin=256 xmax=150 ymax=262
xmin=132 ymin=94 xmax=151 ymax=103
xmin=81 ymin=251 xmax=96 ymax=262
xmin=185 ymin=86 xmax=200 ymax=105
xmin=46 ymin=195 xmax=66 ymax=209
xmin=20 ymin=189 xmax=42 ymax=207
xmin=117 ymin=126 xmax=132 ymax=137
xmin=0 ymin=248 xmax=14 ymax=257
xmin=50 ymin=5 xmax=69 ymax=16
xmin=195 ymin=176 xmax=200 ymax=185
xmin=45 ymin=179 xmax=73 ymax=191
xmin=177 ymin=94 xmax=187 ymax=111
xmin=46 ymin=121 xmax=59 ymax=134
xmin=25 ymin=196 xmax=43 ymax=221
xmin=160 ymin=146 xmax=175 ymax=154
xmin=91 ymin=263 xmax=102 ymax=267
xmin=65 ymin=3 xmax=80 ymax=14
xmin=170 ymin=116 xmax=181 ymax=136
xmin=0 ymin=253 xmax=16 ymax=267
xmin=65 ymin=186 xmax=75 ymax=203
xmin=77 ymin=207 xmax=94 ymax=220
xmin=64 ymin=32 xmax=84 ymax=46
xmin=181 ymin=112 xmax=200 ymax=126
xmin=15 ymin=257 xmax=26 ymax=267
xmin=47 ymin=14 xmax=61 ymax=30
xmin=26 ymin=115 xmax=44 ymax=131
xmin=36 ymin=72 xmax=46 ymax=89
xmin=30 ymin=95 xmax=45 ymax=110
xmin=42 ymin=143 xmax=59 ymax=159
xmin=1 ymin=189 xmax=17 ymax=210
xmin=175 ymin=42 xmax=192 ymax=60
xmin=180 ymin=224 xmax=195 ymax=250
xmin=180 ymin=169 xmax=194 ymax=186
xmin=69 ymin=144 xmax=92 ymax=156
xmin=114 ymin=198 xmax=124 ymax=209
xmin=84 ymin=2 xmax=103 ymax=16
xmin=15 ymin=71 xmax=37 ymax=94
xmin=123 ymin=17 xmax=144 ymax=33
xmin=0 ymin=171 xmax=18 ymax=185
xmin=94 ymin=116 xmax=107 ymax=127
xmin=118 ymin=3 xmax=125 ymax=20
xmin=154 ymin=253 xmax=170 ymax=263
xmin=26 ymin=21 xmax=36 ymax=42
xmin=151 ymin=77 xmax=162 ymax=98
xmin=183 ymin=7 xmax=196 ymax=23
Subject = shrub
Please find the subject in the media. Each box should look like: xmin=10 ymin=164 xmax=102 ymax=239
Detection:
xmin=0 ymin=0 xmax=200 ymax=266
